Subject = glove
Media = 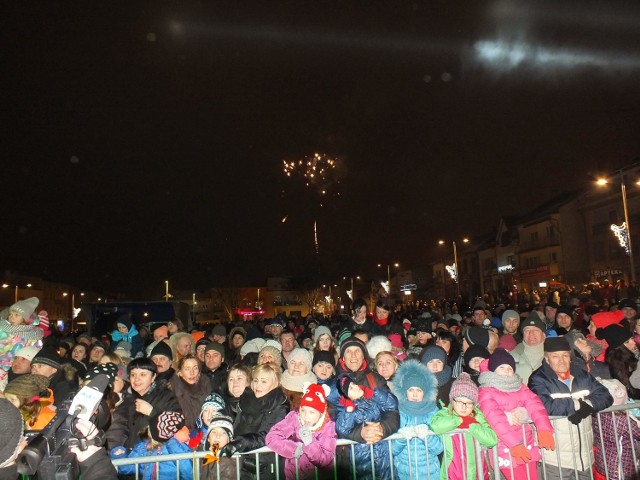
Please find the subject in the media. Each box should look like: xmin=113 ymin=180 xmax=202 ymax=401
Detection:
xmin=458 ymin=416 xmax=479 ymax=429
xmin=509 ymin=444 xmax=532 ymax=463
xmin=360 ymin=386 xmax=375 ymax=399
xmin=339 ymin=397 xmax=356 ymax=412
xmin=567 ymin=400 xmax=595 ymax=425
xmin=398 ymin=426 xmax=416 ymax=439
xmin=294 ymin=443 xmax=304 ymax=459
xmin=537 ymin=430 xmax=555 ymax=450
xmin=219 ymin=441 xmax=239 ymax=457
xmin=299 ymin=425 xmax=312 ymax=446
xmin=413 ymin=424 xmax=431 ymax=439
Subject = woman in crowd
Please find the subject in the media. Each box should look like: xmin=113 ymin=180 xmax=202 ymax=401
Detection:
xmin=434 ymin=329 xmax=461 ymax=368
xmin=598 ymin=323 xmax=640 ymax=399
xmin=86 ymin=341 xmax=108 ymax=370
xmin=463 ymin=344 xmax=490 ymax=386
xmin=564 ymin=330 xmax=610 ymax=378
xmin=169 ymin=353 xmax=213 ymax=429
xmin=223 ymin=363 xmax=252 ymax=418
xmin=280 ymin=347 xmax=317 ymax=410
xmin=420 ymin=345 xmax=454 ymax=405
xmin=312 ymin=325 xmax=339 ymax=363
xmin=228 ymin=326 xmax=247 ymax=364
xmin=374 ymin=351 xmax=399 ymax=384
xmin=220 ymin=362 xmax=289 ymax=480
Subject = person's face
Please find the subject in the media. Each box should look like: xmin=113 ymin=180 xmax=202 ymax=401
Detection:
xmin=299 ymin=406 xmax=322 ymax=426
xmin=318 ymin=334 xmax=332 ymax=351
xmin=556 ymin=313 xmax=572 ymax=329
xmin=151 ymin=355 xmax=172 ymax=373
xmin=11 ymin=356 xmax=31 ymax=374
xmin=588 ymin=320 xmax=597 ymax=336
xmin=354 ymin=305 xmax=367 ymax=324
xmin=179 ymin=358 xmax=200 ymax=384
xmin=313 ymin=362 xmax=334 ymax=380
xmin=407 ymin=386 xmax=424 ymax=402
xmin=213 ymin=334 xmax=226 ymax=344
xmin=201 ymin=407 xmax=219 ymax=426
xmin=622 ymin=307 xmax=637 ymax=321
xmin=472 ymin=310 xmax=487 ymax=325
xmin=117 ymin=325 xmax=128 ymax=334
xmin=288 ymin=358 xmax=308 ymax=376
xmin=545 ymin=307 xmax=557 ymax=320
xmin=227 ymin=369 xmax=249 ymax=398
xmin=468 ymin=356 xmax=484 ymax=372
xmin=426 ymin=358 xmax=444 ymax=373
xmin=89 ymin=347 xmax=105 ymax=362
xmin=343 ymin=346 xmax=364 ymax=372
xmin=4 ymin=393 xmax=21 ymax=409
xmin=624 ymin=337 xmax=638 ymax=352
xmin=71 ymin=345 xmax=87 ymax=361
xmin=417 ymin=331 xmax=431 ymax=344
xmin=375 ymin=306 xmax=390 ymax=320
xmin=545 ymin=351 xmax=571 ymax=375
xmin=452 ymin=397 xmax=475 ymax=417
xmin=435 ymin=338 xmax=451 ymax=353
xmin=271 ymin=326 xmax=283 ymax=339
xmin=523 ymin=327 xmax=545 ymax=346
xmin=302 ymin=337 xmax=313 ymax=349
xmin=207 ymin=427 xmax=230 ymax=449
xmin=113 ymin=376 xmax=125 ymax=394
xmin=280 ymin=334 xmax=296 ymax=353
xmin=259 ymin=352 xmax=276 ymax=364
xmin=177 ymin=337 xmax=192 ymax=356
xmin=574 ymin=338 xmax=592 ymax=357
xmin=232 ymin=334 xmax=245 ymax=349
xmin=154 ymin=329 xmax=168 ymax=341
xmin=205 ymin=350 xmax=223 ymax=371
xmin=503 ymin=317 xmax=519 ymax=335
xmin=251 ymin=371 xmax=277 ymax=398
xmin=8 ymin=311 xmax=26 ymax=326
xmin=167 ymin=321 xmax=178 ymax=334
xmin=347 ymin=383 xmax=364 ymax=400
xmin=494 ymin=364 xmax=514 ymax=376
xmin=129 ymin=368 xmax=156 ymax=396
xmin=196 ymin=345 xmax=207 ymax=362
xmin=31 ymin=363 xmax=57 ymax=378
xmin=376 ymin=354 xmax=397 ymax=380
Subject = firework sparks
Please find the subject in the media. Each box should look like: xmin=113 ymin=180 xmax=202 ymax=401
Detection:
xmin=282 ymin=152 xmax=340 ymax=200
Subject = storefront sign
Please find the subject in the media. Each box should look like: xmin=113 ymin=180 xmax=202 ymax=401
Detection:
xmin=593 ymin=269 xmax=624 ymax=277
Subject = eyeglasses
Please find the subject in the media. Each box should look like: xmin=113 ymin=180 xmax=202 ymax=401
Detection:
xmin=453 ymin=399 xmax=474 ymax=408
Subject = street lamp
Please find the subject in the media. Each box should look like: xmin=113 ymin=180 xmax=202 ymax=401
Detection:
xmin=377 ymin=263 xmax=399 ymax=296
xmin=597 ymin=172 xmax=640 ymax=283
xmin=438 ymin=238 xmax=469 ymax=298
xmin=2 ymin=283 xmax=32 ymax=303
xmin=343 ymin=275 xmax=361 ymax=300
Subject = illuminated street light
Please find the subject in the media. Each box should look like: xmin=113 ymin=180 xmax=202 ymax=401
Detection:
xmin=438 ymin=238 xmax=469 ymax=298
xmin=377 ymin=263 xmax=399 ymax=295
xmin=2 ymin=283 xmax=32 ymax=303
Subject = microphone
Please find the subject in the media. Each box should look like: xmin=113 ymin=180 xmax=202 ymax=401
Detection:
xmin=68 ymin=373 xmax=110 ymax=420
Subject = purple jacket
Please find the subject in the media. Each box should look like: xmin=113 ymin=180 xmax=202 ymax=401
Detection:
xmin=265 ymin=410 xmax=337 ymax=480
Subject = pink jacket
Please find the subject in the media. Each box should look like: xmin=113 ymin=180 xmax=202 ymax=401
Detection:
xmin=478 ymin=383 xmax=553 ymax=467
xmin=265 ymin=410 xmax=337 ymax=480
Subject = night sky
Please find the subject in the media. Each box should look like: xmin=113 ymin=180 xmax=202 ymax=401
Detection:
xmin=3 ymin=1 xmax=640 ymax=297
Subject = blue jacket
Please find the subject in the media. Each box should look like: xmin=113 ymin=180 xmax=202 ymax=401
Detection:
xmin=111 ymin=438 xmax=193 ymax=480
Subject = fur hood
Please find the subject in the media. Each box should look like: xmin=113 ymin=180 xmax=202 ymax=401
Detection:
xmin=391 ymin=359 xmax=438 ymax=413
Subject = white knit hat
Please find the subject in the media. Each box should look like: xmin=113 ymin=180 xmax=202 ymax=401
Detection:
xmin=9 ymin=297 xmax=39 ymax=321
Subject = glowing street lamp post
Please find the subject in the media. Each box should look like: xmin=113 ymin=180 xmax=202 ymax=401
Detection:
xmin=377 ymin=263 xmax=399 ymax=296
xmin=439 ymin=239 xmax=469 ymax=298
xmin=2 ymin=283 xmax=32 ymax=303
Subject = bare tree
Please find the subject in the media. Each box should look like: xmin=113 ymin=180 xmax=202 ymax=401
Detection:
xmin=300 ymin=287 xmax=324 ymax=314
xmin=211 ymin=287 xmax=241 ymax=321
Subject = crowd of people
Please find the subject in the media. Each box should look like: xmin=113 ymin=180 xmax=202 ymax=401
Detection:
xmin=0 ymin=291 xmax=640 ymax=479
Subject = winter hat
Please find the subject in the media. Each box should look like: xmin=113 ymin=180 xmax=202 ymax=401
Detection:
xmin=196 ymin=337 xmax=211 ymax=350
xmin=240 ymin=337 xmax=266 ymax=356
xmin=415 ymin=318 xmax=432 ymax=334
xmin=402 ymin=318 xmax=412 ymax=330
xmin=9 ymin=297 xmax=39 ymax=321
xmin=115 ymin=314 xmax=132 ymax=331
xmin=113 ymin=341 xmax=132 ymax=359
xmin=313 ymin=325 xmax=332 ymax=344
xmin=555 ymin=306 xmax=573 ymax=320
xmin=464 ymin=326 xmax=490 ymax=348
xmin=388 ymin=333 xmax=403 ymax=348
xmin=0 ymin=398 xmax=24 ymax=468
xmin=463 ymin=344 xmax=490 ymax=367
xmin=618 ymin=298 xmax=637 ymax=311
xmin=211 ymin=324 xmax=227 ymax=337
xmin=288 ymin=348 xmax=313 ymax=372
xmin=205 ymin=414 xmax=234 ymax=443
xmin=312 ymin=351 xmax=336 ymax=368
xmin=204 ymin=342 xmax=225 ymax=358
xmin=337 ymin=328 xmax=352 ymax=346
xmin=420 ymin=345 xmax=447 ymax=366
xmin=154 ymin=325 xmax=169 ymax=339
xmin=591 ymin=310 xmax=624 ymax=329
xmin=201 ymin=392 xmax=226 ymax=413
xmin=520 ymin=315 xmax=546 ymax=334
xmin=35 ymin=310 xmax=50 ymax=329
xmin=449 ymin=372 xmax=478 ymax=405
xmin=339 ymin=336 xmax=368 ymax=360
xmin=544 ymin=337 xmax=571 ymax=352
xmin=502 ymin=310 xmax=520 ymax=324
xmin=336 ymin=373 xmax=355 ymax=398
xmin=488 ymin=348 xmax=516 ymax=372
xmin=300 ymin=383 xmax=330 ymax=414
xmin=599 ymin=378 xmax=628 ymax=406
xmin=77 ymin=332 xmax=93 ymax=344
xmin=84 ymin=362 xmax=118 ymax=389
xmin=497 ymin=334 xmax=517 ymax=352
xmin=91 ymin=340 xmax=108 ymax=353
xmin=31 ymin=346 xmax=62 ymax=370
xmin=367 ymin=335 xmax=392 ymax=360
xmin=596 ymin=324 xmax=633 ymax=350
xmin=116 ymin=363 xmax=129 ymax=382
xmin=258 ymin=346 xmax=283 ymax=368
xmin=395 ymin=360 xmax=433 ymax=399
xmin=150 ymin=340 xmax=173 ymax=360
xmin=4 ymin=374 xmax=50 ymax=399
xmin=15 ymin=345 xmax=40 ymax=362
xmin=148 ymin=411 xmax=185 ymax=442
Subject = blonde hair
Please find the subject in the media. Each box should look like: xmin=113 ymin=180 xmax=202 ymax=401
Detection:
xmin=252 ymin=362 xmax=281 ymax=386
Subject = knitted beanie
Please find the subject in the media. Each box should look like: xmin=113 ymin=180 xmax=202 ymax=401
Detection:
xmin=149 ymin=411 xmax=185 ymax=442
xmin=449 ymin=372 xmax=478 ymax=405
xmin=420 ymin=345 xmax=447 ymax=366
xmin=201 ymin=392 xmax=226 ymax=414
xmin=590 ymin=310 xmax=624 ymax=329
xmin=367 ymin=336 xmax=392 ymax=360
xmin=300 ymin=383 xmax=330 ymax=414
xmin=336 ymin=373 xmax=355 ymax=398
xmin=204 ymin=342 xmax=225 ymax=358
xmin=464 ymin=327 xmax=490 ymax=348
xmin=463 ymin=344 xmax=490 ymax=367
xmin=488 ymin=348 xmax=516 ymax=372
xmin=205 ymin=414 xmax=234 ymax=443
xmin=0 ymin=398 xmax=24 ymax=467
xmin=313 ymin=326 xmax=332 ymax=344
xmin=15 ymin=346 xmax=40 ymax=362
xmin=196 ymin=337 xmax=211 ymax=350
xmin=115 ymin=314 xmax=132 ymax=331
xmin=263 ymin=339 xmax=283 ymax=352
xmin=339 ymin=336 xmax=368 ymax=360
xmin=258 ymin=346 xmax=282 ymax=368
xmin=501 ymin=310 xmax=520 ymax=323
xmin=31 ymin=346 xmax=62 ymax=370
xmin=312 ymin=350 xmax=336 ymax=368
xmin=288 ymin=348 xmax=313 ymax=372
xmin=150 ymin=340 xmax=173 ymax=360
xmin=596 ymin=324 xmax=633 ymax=350
xmin=4 ymin=374 xmax=50 ymax=399
xmin=113 ymin=341 xmax=132 ymax=359
xmin=9 ymin=297 xmax=39 ymax=321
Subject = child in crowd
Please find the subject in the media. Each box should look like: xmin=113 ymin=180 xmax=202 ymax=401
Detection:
xmin=2 ymin=373 xmax=55 ymax=429
xmin=200 ymin=414 xmax=238 ymax=480
xmin=110 ymin=315 xmax=144 ymax=359
xmin=334 ymin=373 xmax=398 ymax=480
xmin=478 ymin=349 xmax=554 ymax=480
xmin=266 ymin=383 xmax=337 ymax=480
xmin=430 ymin=372 xmax=497 ymax=480
xmin=189 ymin=392 xmax=226 ymax=448
xmin=111 ymin=411 xmax=193 ymax=480
xmin=391 ymin=359 xmax=443 ymax=480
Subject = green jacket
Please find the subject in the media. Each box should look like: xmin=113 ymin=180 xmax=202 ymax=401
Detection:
xmin=430 ymin=408 xmax=497 ymax=480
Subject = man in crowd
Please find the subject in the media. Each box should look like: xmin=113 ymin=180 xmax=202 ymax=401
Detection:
xmin=149 ymin=341 xmax=175 ymax=385
xmin=203 ymin=342 xmax=228 ymax=393
xmin=509 ymin=313 xmax=546 ymax=384
xmin=618 ymin=298 xmax=638 ymax=325
xmin=529 ymin=337 xmax=613 ymax=480
xmin=543 ymin=301 xmax=559 ymax=330
xmin=30 ymin=346 xmax=78 ymax=407
xmin=279 ymin=329 xmax=298 ymax=369
xmin=8 ymin=346 xmax=39 ymax=383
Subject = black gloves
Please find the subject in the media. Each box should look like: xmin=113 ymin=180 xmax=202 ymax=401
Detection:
xmin=219 ymin=441 xmax=239 ymax=457
xmin=567 ymin=399 xmax=595 ymax=425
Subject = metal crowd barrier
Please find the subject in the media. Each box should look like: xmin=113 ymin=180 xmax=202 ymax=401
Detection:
xmin=110 ymin=402 xmax=640 ymax=480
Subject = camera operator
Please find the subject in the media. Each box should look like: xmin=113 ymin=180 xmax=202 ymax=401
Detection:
xmin=0 ymin=398 xmax=117 ymax=480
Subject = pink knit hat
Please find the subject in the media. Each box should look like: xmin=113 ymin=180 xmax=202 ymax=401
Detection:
xmin=449 ymin=372 xmax=478 ymax=405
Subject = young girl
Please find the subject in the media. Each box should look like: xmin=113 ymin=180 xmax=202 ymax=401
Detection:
xmin=111 ymin=410 xmax=193 ymax=480
xmin=478 ymin=348 xmax=554 ymax=480
xmin=391 ymin=359 xmax=443 ymax=480
xmin=2 ymin=373 xmax=55 ymax=430
xmin=110 ymin=316 xmax=144 ymax=359
xmin=266 ymin=382 xmax=337 ymax=480
xmin=430 ymin=372 xmax=497 ymax=480
xmin=334 ymin=373 xmax=398 ymax=480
